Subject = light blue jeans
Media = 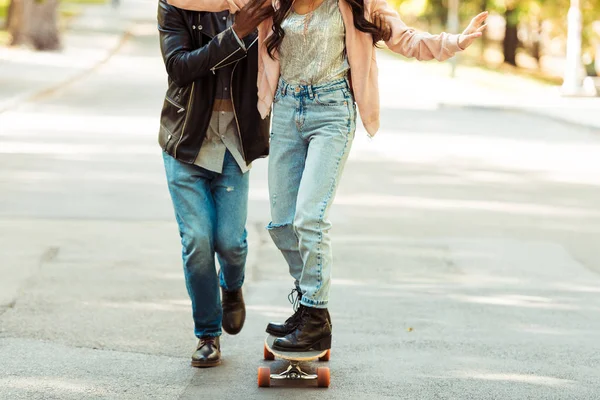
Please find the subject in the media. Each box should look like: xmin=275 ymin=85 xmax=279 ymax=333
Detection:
xmin=267 ymin=77 xmax=356 ymax=309
xmin=163 ymin=150 xmax=249 ymax=338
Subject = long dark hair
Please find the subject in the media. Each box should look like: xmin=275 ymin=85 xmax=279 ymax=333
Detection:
xmin=265 ymin=0 xmax=386 ymax=59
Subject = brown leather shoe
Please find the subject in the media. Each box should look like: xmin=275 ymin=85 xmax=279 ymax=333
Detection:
xmin=222 ymin=287 xmax=246 ymax=335
xmin=191 ymin=336 xmax=221 ymax=368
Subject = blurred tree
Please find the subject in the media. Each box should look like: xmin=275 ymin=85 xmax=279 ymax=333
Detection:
xmin=7 ymin=0 xmax=61 ymax=50
xmin=5 ymin=0 xmax=15 ymax=29
xmin=479 ymin=0 xmax=490 ymax=60
xmin=503 ymin=2 xmax=519 ymax=65
xmin=385 ymin=0 xmax=600 ymax=68
xmin=426 ymin=0 xmax=447 ymax=27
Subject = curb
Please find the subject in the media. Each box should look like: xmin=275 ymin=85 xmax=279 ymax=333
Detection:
xmin=0 ymin=23 xmax=133 ymax=115
xmin=438 ymin=102 xmax=600 ymax=132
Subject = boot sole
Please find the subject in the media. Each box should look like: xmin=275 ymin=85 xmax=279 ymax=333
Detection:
xmin=272 ymin=335 xmax=332 ymax=352
xmin=191 ymin=359 xmax=221 ymax=368
xmin=223 ymin=323 xmax=244 ymax=335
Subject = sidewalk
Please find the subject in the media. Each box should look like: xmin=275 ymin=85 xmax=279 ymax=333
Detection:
xmin=378 ymin=51 xmax=600 ymax=131
xmin=0 ymin=0 xmax=156 ymax=113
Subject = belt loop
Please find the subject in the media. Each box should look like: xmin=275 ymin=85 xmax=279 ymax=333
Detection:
xmin=308 ymin=84 xmax=314 ymax=100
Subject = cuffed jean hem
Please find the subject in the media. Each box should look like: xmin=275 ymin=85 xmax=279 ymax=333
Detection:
xmin=194 ymin=330 xmax=222 ymax=339
xmin=220 ymin=281 xmax=244 ymax=292
xmin=220 ymin=279 xmax=245 ymax=292
xmin=300 ymin=297 xmax=328 ymax=309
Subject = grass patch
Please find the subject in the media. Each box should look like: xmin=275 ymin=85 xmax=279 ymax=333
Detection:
xmin=0 ymin=0 xmax=108 ymax=25
xmin=0 ymin=29 xmax=9 ymax=46
xmin=389 ymin=43 xmax=563 ymax=87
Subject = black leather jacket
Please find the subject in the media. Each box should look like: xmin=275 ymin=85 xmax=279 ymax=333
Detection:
xmin=157 ymin=0 xmax=270 ymax=164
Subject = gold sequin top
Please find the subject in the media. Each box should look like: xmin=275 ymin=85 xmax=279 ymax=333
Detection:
xmin=279 ymin=0 xmax=349 ymax=85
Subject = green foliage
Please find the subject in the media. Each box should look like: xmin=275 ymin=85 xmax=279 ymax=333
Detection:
xmin=0 ymin=0 xmax=8 ymax=19
xmin=388 ymin=0 xmax=600 ymax=54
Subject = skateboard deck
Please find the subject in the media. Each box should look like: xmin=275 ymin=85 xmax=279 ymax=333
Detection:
xmin=258 ymin=334 xmax=331 ymax=388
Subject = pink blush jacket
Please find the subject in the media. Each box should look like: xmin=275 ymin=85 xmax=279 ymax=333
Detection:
xmin=167 ymin=0 xmax=464 ymax=136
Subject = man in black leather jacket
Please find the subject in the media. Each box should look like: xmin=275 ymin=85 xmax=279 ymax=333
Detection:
xmin=157 ymin=0 xmax=273 ymax=367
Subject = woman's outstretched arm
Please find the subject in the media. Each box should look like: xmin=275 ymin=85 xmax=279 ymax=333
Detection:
xmin=370 ymin=0 xmax=487 ymax=62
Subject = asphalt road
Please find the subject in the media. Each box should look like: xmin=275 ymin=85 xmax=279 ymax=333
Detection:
xmin=1 ymin=17 xmax=599 ymax=400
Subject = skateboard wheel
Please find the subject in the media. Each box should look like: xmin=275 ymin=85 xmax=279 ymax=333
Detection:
xmin=317 ymin=367 xmax=330 ymax=388
xmin=258 ymin=367 xmax=271 ymax=388
xmin=263 ymin=344 xmax=275 ymax=361
xmin=318 ymin=349 xmax=331 ymax=362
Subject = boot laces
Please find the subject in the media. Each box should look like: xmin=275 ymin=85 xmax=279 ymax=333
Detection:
xmin=287 ymin=288 xmax=301 ymax=311
xmin=295 ymin=306 xmax=311 ymax=331
xmin=198 ymin=336 xmax=216 ymax=349
xmin=285 ymin=288 xmax=303 ymax=325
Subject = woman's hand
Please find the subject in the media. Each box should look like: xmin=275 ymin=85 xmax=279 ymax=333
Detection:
xmin=458 ymin=11 xmax=488 ymax=50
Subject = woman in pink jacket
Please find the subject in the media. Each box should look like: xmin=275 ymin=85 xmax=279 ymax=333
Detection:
xmin=168 ymin=0 xmax=486 ymax=353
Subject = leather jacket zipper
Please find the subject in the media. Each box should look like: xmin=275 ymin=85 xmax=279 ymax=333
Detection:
xmin=230 ymin=61 xmax=246 ymax=161
xmin=210 ymin=36 xmax=259 ymax=73
xmin=210 ymin=43 xmax=241 ymax=74
xmin=172 ymin=13 xmax=199 ymax=159
xmin=165 ymin=96 xmax=185 ymax=113
xmin=173 ymin=82 xmax=195 ymax=159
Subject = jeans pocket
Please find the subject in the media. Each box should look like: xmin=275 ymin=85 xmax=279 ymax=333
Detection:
xmin=272 ymin=87 xmax=283 ymax=104
xmin=315 ymin=89 xmax=348 ymax=107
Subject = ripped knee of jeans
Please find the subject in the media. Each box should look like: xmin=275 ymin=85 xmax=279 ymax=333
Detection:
xmin=266 ymin=222 xmax=299 ymax=252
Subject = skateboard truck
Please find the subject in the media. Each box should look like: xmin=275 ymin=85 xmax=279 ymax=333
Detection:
xmin=271 ymin=362 xmax=316 ymax=381
xmin=258 ymin=335 xmax=331 ymax=387
xmin=259 ymin=335 xmax=331 ymax=388
xmin=258 ymin=364 xmax=330 ymax=388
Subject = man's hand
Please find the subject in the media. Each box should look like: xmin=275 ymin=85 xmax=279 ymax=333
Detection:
xmin=458 ymin=11 xmax=488 ymax=50
xmin=372 ymin=12 xmax=392 ymax=42
xmin=232 ymin=0 xmax=274 ymax=38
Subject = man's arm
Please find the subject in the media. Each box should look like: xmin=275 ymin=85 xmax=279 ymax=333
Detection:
xmin=158 ymin=0 xmax=246 ymax=87
xmin=166 ymin=0 xmax=243 ymax=13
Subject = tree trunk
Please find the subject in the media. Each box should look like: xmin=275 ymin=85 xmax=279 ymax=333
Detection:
xmin=5 ymin=0 xmax=15 ymax=30
xmin=426 ymin=0 xmax=447 ymax=29
xmin=8 ymin=0 xmax=61 ymax=51
xmin=531 ymin=22 xmax=542 ymax=68
xmin=503 ymin=6 xmax=519 ymax=66
xmin=479 ymin=0 xmax=488 ymax=61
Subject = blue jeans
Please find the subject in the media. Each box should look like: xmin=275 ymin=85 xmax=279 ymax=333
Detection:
xmin=267 ymin=77 xmax=356 ymax=308
xmin=163 ymin=150 xmax=249 ymax=338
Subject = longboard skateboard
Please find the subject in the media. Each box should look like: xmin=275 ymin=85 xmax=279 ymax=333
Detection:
xmin=258 ymin=334 xmax=331 ymax=388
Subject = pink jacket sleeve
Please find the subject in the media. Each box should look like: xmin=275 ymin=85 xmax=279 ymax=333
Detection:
xmin=370 ymin=0 xmax=463 ymax=61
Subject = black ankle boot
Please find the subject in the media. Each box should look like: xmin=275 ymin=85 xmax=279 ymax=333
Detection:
xmin=221 ymin=287 xmax=246 ymax=335
xmin=271 ymin=305 xmax=332 ymax=352
xmin=266 ymin=288 xmax=303 ymax=337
